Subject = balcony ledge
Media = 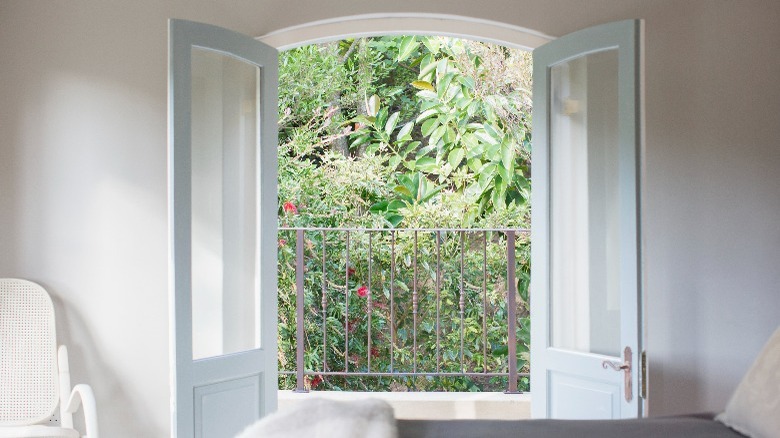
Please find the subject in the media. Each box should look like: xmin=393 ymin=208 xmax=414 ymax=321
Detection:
xmin=278 ymin=390 xmax=531 ymax=420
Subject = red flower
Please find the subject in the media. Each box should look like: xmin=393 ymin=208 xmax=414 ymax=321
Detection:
xmin=310 ymin=375 xmax=323 ymax=389
xmin=370 ymin=346 xmax=380 ymax=358
xmin=278 ymin=238 xmax=287 ymax=247
xmin=347 ymin=266 xmax=356 ymax=276
xmin=356 ymin=285 xmax=369 ymax=298
xmin=283 ymin=201 xmax=298 ymax=214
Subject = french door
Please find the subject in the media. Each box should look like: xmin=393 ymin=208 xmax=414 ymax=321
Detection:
xmin=168 ymin=17 xmax=644 ymax=435
xmin=168 ymin=19 xmax=278 ymax=437
xmin=530 ymin=19 xmax=644 ymax=419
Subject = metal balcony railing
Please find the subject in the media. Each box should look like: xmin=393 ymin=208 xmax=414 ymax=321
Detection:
xmin=278 ymin=227 xmax=529 ymax=393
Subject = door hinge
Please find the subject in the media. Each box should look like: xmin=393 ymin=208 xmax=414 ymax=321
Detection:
xmin=640 ymin=350 xmax=647 ymax=399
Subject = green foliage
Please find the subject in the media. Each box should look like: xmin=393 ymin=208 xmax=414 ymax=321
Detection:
xmin=277 ymin=229 xmax=531 ymax=392
xmin=277 ymin=35 xmax=532 ymax=393
xmin=349 ymin=37 xmax=532 ymax=227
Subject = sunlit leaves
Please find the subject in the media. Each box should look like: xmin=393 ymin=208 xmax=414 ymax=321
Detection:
xmin=366 ymin=94 xmax=381 ymax=117
xmin=411 ymin=80 xmax=434 ymax=91
xmin=397 ymin=36 xmax=421 ymax=62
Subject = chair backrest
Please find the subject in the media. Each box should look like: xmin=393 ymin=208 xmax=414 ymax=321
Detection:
xmin=0 ymin=278 xmax=59 ymax=426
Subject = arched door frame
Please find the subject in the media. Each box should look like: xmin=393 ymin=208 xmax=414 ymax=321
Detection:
xmin=256 ymin=13 xmax=551 ymax=396
xmin=257 ymin=12 xmax=554 ymax=51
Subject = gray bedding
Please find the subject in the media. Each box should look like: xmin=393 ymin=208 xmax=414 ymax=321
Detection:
xmin=397 ymin=414 xmax=745 ymax=438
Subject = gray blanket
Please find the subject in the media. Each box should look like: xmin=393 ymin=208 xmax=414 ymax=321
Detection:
xmin=398 ymin=414 xmax=745 ymax=438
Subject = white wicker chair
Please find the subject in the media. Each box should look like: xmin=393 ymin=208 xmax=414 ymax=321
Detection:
xmin=0 ymin=279 xmax=99 ymax=438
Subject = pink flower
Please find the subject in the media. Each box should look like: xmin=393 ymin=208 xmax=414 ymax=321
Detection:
xmin=278 ymin=239 xmax=287 ymax=247
xmin=356 ymin=285 xmax=369 ymax=298
xmin=283 ymin=201 xmax=298 ymax=214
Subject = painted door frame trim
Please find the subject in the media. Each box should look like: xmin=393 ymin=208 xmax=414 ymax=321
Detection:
xmin=258 ymin=13 xmax=554 ymax=50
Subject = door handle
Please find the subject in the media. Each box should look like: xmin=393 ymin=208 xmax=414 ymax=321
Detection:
xmin=601 ymin=346 xmax=633 ymax=402
xmin=602 ymin=361 xmax=629 ymax=371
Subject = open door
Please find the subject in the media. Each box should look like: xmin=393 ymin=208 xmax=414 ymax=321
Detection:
xmin=530 ymin=20 xmax=644 ymax=419
xmin=168 ymin=19 xmax=278 ymax=437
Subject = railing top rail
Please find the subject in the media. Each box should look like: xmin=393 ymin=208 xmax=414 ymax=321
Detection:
xmin=278 ymin=226 xmax=530 ymax=233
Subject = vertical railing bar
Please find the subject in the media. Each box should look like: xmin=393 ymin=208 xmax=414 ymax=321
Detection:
xmin=482 ymin=231 xmax=488 ymax=374
xmin=435 ymin=230 xmax=441 ymax=374
xmin=322 ymin=230 xmax=328 ymax=373
xmin=413 ymin=230 xmax=418 ymax=375
xmin=506 ymin=230 xmax=519 ymax=394
xmin=345 ymin=230 xmax=350 ymax=373
xmin=390 ymin=231 xmax=396 ymax=374
xmin=295 ymin=229 xmax=307 ymax=392
xmin=459 ymin=231 xmax=465 ymax=374
xmin=367 ymin=232 xmax=373 ymax=372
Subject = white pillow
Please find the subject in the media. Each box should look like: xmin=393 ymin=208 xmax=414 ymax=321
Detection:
xmin=235 ymin=397 xmax=397 ymax=438
xmin=716 ymin=326 xmax=780 ymax=438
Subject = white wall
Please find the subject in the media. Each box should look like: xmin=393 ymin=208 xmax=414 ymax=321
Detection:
xmin=0 ymin=0 xmax=778 ymax=436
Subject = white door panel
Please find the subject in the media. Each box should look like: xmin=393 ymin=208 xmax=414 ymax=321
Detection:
xmin=531 ymin=19 xmax=643 ymax=419
xmin=169 ymin=19 xmax=278 ymax=437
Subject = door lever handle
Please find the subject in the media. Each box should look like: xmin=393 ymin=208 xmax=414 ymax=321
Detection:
xmin=601 ymin=346 xmax=633 ymax=402
xmin=602 ymin=360 xmax=629 ymax=371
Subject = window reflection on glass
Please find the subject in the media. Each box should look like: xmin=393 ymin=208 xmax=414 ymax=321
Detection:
xmin=190 ymin=47 xmax=261 ymax=360
xmin=549 ymin=49 xmax=621 ymax=357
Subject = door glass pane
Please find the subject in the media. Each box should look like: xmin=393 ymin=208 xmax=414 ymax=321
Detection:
xmin=190 ymin=47 xmax=260 ymax=360
xmin=549 ymin=49 xmax=620 ymax=357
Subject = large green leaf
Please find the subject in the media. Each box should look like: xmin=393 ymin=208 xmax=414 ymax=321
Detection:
xmin=501 ymin=141 xmax=516 ymax=171
xmin=436 ymin=72 xmax=456 ymax=100
xmin=397 ymin=36 xmax=420 ymax=62
xmin=428 ymin=125 xmax=447 ymax=146
xmin=387 ymin=199 xmax=406 ymax=211
xmin=444 ymin=83 xmax=461 ymax=102
xmin=384 ymin=111 xmax=400 ymax=136
xmin=444 ymin=127 xmax=457 ymax=144
xmin=396 ymin=121 xmax=414 ymax=141
xmin=478 ymin=163 xmax=497 ymax=189
xmin=483 ymin=123 xmax=503 ymax=141
xmin=418 ymin=57 xmax=438 ymax=80
xmin=368 ymin=200 xmax=390 ymax=214
xmin=417 ymin=109 xmax=439 ymax=124
xmin=474 ymin=130 xmax=499 ymax=145
xmin=402 ymin=141 xmax=421 ymax=157
xmin=448 ymin=147 xmax=465 ymax=168
xmin=457 ymin=75 xmax=476 ymax=90
xmin=421 ymin=36 xmax=440 ymax=54
xmin=389 ymin=154 xmax=402 ymax=169
xmin=415 ymin=144 xmax=436 ymax=159
xmin=393 ymin=184 xmax=413 ymax=198
xmin=416 ymin=90 xmax=437 ymax=100
xmin=415 ymin=156 xmax=438 ymax=172
xmin=366 ymin=94 xmax=380 ymax=117
xmin=467 ymin=158 xmax=483 ymax=173
xmin=411 ymin=80 xmax=435 ymax=92
xmin=497 ymin=161 xmax=512 ymax=184
xmin=386 ymin=214 xmax=404 ymax=227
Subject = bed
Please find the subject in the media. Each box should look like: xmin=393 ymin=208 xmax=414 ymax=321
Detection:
xmin=397 ymin=413 xmax=746 ymax=438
